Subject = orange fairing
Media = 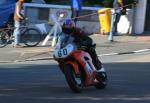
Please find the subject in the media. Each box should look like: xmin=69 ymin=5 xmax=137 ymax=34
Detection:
xmin=71 ymin=50 xmax=91 ymax=67
xmin=65 ymin=50 xmax=89 ymax=75
xmin=71 ymin=50 xmax=95 ymax=86
xmin=65 ymin=61 xmax=80 ymax=75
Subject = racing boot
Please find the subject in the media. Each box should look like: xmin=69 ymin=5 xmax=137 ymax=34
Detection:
xmin=88 ymin=46 xmax=107 ymax=81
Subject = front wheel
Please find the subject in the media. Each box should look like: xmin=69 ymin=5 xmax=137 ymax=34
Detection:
xmin=21 ymin=28 xmax=41 ymax=47
xmin=64 ymin=64 xmax=83 ymax=93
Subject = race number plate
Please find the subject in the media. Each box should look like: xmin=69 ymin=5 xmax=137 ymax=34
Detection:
xmin=54 ymin=44 xmax=74 ymax=58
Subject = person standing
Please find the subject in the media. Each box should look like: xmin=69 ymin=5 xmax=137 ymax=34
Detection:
xmin=13 ymin=0 xmax=24 ymax=48
xmin=113 ymin=0 xmax=124 ymax=34
xmin=70 ymin=0 xmax=83 ymax=25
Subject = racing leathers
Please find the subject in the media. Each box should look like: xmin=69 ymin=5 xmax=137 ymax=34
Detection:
xmin=61 ymin=27 xmax=103 ymax=71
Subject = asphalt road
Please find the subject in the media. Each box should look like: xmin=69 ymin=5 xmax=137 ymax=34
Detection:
xmin=0 ymin=53 xmax=150 ymax=103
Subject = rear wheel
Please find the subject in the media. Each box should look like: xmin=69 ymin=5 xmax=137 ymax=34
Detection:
xmin=21 ymin=28 xmax=41 ymax=47
xmin=64 ymin=64 xmax=83 ymax=93
xmin=0 ymin=31 xmax=9 ymax=48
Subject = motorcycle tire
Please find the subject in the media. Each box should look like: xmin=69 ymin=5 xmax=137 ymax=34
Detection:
xmin=64 ymin=64 xmax=83 ymax=93
xmin=95 ymin=72 xmax=107 ymax=89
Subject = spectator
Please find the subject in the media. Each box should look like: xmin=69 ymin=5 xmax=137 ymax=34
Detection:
xmin=113 ymin=0 xmax=124 ymax=34
xmin=13 ymin=0 xmax=24 ymax=48
xmin=70 ymin=0 xmax=83 ymax=25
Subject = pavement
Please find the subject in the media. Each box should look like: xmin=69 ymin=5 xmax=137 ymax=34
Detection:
xmin=0 ymin=34 xmax=150 ymax=63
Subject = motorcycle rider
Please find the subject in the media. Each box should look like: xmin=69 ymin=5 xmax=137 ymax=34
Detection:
xmin=62 ymin=19 xmax=106 ymax=75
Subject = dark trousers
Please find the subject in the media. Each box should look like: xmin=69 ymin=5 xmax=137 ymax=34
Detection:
xmin=81 ymin=37 xmax=102 ymax=70
xmin=71 ymin=8 xmax=80 ymax=26
xmin=88 ymin=47 xmax=102 ymax=70
xmin=113 ymin=12 xmax=121 ymax=33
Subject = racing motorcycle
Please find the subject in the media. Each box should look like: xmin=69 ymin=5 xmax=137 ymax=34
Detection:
xmin=53 ymin=33 xmax=107 ymax=93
